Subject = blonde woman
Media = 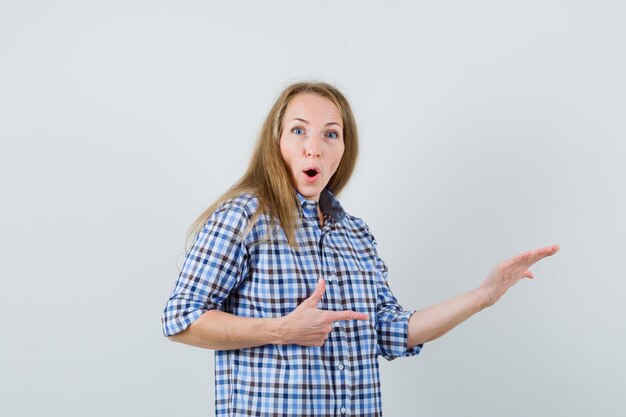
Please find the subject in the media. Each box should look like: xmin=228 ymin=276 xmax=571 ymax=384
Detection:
xmin=161 ymin=81 xmax=559 ymax=416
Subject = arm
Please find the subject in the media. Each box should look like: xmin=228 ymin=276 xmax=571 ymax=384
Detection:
xmin=167 ymin=309 xmax=279 ymax=350
xmin=407 ymin=244 xmax=560 ymax=348
xmin=168 ymin=278 xmax=369 ymax=350
xmin=407 ymin=289 xmax=484 ymax=348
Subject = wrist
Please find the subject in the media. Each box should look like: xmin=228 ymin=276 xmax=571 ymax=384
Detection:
xmin=472 ymin=287 xmax=490 ymax=312
xmin=265 ymin=316 xmax=287 ymax=345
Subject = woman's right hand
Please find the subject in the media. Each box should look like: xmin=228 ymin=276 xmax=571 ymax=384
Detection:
xmin=275 ymin=278 xmax=369 ymax=346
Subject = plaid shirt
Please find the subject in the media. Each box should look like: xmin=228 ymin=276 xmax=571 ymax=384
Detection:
xmin=162 ymin=188 xmax=422 ymax=416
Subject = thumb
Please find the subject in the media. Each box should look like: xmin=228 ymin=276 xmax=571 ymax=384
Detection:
xmin=304 ymin=278 xmax=326 ymax=306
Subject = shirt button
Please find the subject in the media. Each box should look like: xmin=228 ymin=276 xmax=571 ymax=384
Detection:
xmin=327 ymin=275 xmax=335 ymax=283
xmin=338 ymin=363 xmax=344 ymax=370
xmin=340 ymin=406 xmax=346 ymax=414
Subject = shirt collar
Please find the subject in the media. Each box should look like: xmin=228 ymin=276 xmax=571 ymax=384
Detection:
xmin=295 ymin=188 xmax=346 ymax=223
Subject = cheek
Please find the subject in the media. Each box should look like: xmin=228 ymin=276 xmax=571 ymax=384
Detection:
xmin=278 ymin=136 xmax=288 ymax=159
xmin=279 ymin=138 xmax=297 ymax=170
xmin=332 ymin=145 xmax=345 ymax=170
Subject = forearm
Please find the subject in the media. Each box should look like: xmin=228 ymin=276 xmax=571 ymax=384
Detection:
xmin=407 ymin=288 xmax=488 ymax=348
xmin=167 ymin=309 xmax=282 ymax=350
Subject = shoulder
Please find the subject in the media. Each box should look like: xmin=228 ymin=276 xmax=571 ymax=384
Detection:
xmin=203 ymin=191 xmax=261 ymax=235
xmin=215 ymin=191 xmax=259 ymax=218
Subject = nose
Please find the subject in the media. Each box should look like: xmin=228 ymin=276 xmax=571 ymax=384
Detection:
xmin=305 ymin=136 xmax=321 ymax=158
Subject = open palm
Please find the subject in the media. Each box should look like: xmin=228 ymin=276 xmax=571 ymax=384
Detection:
xmin=479 ymin=244 xmax=560 ymax=308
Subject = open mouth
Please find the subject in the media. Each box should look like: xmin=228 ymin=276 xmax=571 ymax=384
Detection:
xmin=304 ymin=169 xmax=319 ymax=178
xmin=302 ymin=168 xmax=320 ymax=183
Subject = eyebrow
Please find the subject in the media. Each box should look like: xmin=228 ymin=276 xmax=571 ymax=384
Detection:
xmin=290 ymin=118 xmax=342 ymax=128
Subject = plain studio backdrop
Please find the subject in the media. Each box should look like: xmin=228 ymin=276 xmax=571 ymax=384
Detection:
xmin=1 ymin=1 xmax=624 ymax=416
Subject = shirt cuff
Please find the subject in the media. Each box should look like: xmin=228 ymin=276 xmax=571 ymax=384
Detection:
xmin=161 ymin=306 xmax=205 ymax=337
xmin=377 ymin=309 xmax=423 ymax=361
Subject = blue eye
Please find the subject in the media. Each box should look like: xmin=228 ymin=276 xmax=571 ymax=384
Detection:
xmin=291 ymin=127 xmax=305 ymax=135
xmin=326 ymin=131 xmax=339 ymax=139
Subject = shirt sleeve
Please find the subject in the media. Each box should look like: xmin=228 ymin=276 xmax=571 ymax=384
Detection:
xmin=367 ymin=226 xmax=423 ymax=361
xmin=161 ymin=203 xmax=250 ymax=337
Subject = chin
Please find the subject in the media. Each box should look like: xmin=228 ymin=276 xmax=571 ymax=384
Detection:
xmin=297 ymin=186 xmax=322 ymax=200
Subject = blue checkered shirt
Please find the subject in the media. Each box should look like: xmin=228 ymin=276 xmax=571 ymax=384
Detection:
xmin=162 ymin=188 xmax=422 ymax=416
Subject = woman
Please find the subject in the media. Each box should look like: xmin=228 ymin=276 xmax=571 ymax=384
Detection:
xmin=161 ymin=81 xmax=559 ymax=416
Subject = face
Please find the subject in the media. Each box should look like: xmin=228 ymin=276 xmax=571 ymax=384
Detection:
xmin=279 ymin=93 xmax=345 ymax=202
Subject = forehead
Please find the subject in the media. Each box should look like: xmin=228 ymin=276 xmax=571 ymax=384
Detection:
xmin=284 ymin=93 xmax=342 ymax=125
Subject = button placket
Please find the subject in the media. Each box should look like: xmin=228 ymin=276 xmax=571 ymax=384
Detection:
xmin=321 ymin=221 xmax=350 ymax=416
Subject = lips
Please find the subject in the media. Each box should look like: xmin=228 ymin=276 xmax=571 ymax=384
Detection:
xmin=302 ymin=166 xmax=321 ymax=183
xmin=303 ymin=166 xmax=320 ymax=176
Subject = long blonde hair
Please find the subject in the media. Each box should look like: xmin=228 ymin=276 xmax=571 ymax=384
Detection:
xmin=186 ymin=81 xmax=359 ymax=249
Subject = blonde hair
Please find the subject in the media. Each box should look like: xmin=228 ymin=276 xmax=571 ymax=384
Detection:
xmin=186 ymin=81 xmax=359 ymax=249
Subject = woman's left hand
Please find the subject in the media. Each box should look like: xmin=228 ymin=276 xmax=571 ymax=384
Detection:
xmin=477 ymin=244 xmax=560 ymax=309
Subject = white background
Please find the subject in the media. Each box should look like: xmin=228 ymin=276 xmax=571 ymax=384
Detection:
xmin=1 ymin=1 xmax=625 ymax=416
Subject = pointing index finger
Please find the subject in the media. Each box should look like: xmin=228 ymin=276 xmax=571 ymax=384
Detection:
xmin=323 ymin=310 xmax=369 ymax=323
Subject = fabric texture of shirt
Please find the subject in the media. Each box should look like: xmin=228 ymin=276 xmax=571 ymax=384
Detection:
xmin=162 ymin=188 xmax=422 ymax=416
